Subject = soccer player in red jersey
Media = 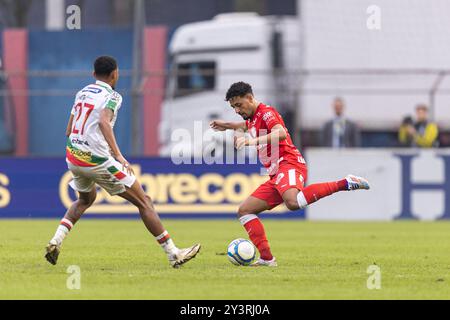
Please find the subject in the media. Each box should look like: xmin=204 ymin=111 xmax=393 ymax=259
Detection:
xmin=210 ymin=82 xmax=370 ymax=266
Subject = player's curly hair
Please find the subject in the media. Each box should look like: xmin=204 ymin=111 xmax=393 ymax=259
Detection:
xmin=94 ymin=55 xmax=117 ymax=77
xmin=225 ymin=81 xmax=253 ymax=101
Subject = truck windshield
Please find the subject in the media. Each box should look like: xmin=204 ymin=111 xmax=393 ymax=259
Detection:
xmin=175 ymin=61 xmax=216 ymax=97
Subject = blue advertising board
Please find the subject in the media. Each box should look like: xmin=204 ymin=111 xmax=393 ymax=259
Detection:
xmin=0 ymin=158 xmax=301 ymax=219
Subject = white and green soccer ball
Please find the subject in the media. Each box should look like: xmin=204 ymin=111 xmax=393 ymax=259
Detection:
xmin=227 ymin=238 xmax=256 ymax=266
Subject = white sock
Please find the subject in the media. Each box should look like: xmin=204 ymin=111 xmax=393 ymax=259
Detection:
xmin=155 ymin=231 xmax=179 ymax=256
xmin=296 ymin=191 xmax=308 ymax=210
xmin=51 ymin=218 xmax=73 ymax=244
xmin=239 ymin=214 xmax=258 ymax=226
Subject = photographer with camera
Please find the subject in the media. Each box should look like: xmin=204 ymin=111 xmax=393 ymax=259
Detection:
xmin=398 ymin=104 xmax=439 ymax=148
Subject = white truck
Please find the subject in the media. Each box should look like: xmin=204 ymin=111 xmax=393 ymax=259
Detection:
xmin=158 ymin=12 xmax=300 ymax=157
xmin=159 ymin=1 xmax=450 ymax=155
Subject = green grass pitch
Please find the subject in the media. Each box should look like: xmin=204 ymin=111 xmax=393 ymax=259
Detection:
xmin=1 ymin=219 xmax=449 ymax=299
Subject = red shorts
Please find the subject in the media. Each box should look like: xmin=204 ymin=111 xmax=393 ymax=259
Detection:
xmin=251 ymin=163 xmax=308 ymax=209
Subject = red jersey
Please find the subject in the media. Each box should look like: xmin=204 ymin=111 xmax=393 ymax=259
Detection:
xmin=246 ymin=103 xmax=306 ymax=175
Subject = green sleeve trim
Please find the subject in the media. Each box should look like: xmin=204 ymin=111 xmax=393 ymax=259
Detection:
xmin=105 ymin=99 xmax=117 ymax=111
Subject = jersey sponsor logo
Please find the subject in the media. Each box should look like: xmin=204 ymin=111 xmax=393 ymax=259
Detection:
xmin=66 ymin=139 xmax=108 ymax=167
xmin=66 ymin=147 xmax=95 ymax=167
xmin=262 ymin=111 xmax=275 ymax=123
xmin=70 ymin=148 xmax=92 ymax=158
xmin=81 ymin=87 xmax=102 ymax=94
xmin=71 ymin=138 xmax=90 ymax=147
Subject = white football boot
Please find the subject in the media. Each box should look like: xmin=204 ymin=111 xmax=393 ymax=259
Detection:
xmin=45 ymin=239 xmax=61 ymax=265
xmin=345 ymin=174 xmax=370 ymax=191
xmin=169 ymin=243 xmax=201 ymax=268
xmin=250 ymin=257 xmax=278 ymax=267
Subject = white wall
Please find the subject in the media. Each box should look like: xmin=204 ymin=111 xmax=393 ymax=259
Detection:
xmin=305 ymin=148 xmax=450 ymax=220
xmin=299 ymin=0 xmax=450 ymax=130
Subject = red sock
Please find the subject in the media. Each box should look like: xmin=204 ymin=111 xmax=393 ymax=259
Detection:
xmin=239 ymin=215 xmax=273 ymax=260
xmin=302 ymin=179 xmax=348 ymax=205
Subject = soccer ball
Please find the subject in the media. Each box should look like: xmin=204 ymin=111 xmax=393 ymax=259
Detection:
xmin=227 ymin=238 xmax=256 ymax=266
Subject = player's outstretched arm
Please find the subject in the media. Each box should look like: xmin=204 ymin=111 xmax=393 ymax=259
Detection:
xmin=99 ymin=108 xmax=134 ymax=175
xmin=210 ymin=120 xmax=247 ymax=131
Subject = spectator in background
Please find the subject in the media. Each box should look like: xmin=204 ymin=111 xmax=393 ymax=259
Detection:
xmin=322 ymin=97 xmax=361 ymax=148
xmin=398 ymin=104 xmax=439 ymax=148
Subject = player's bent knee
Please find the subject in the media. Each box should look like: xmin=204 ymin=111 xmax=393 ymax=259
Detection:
xmin=144 ymin=195 xmax=156 ymax=209
xmin=237 ymin=205 xmax=251 ymax=217
xmin=284 ymin=199 xmax=300 ymax=211
xmin=137 ymin=200 xmax=152 ymax=211
xmin=135 ymin=195 xmax=155 ymax=212
xmin=237 ymin=205 xmax=260 ymax=217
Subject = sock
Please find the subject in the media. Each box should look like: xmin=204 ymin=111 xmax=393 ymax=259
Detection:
xmin=239 ymin=214 xmax=273 ymax=261
xmin=51 ymin=218 xmax=73 ymax=244
xmin=156 ymin=231 xmax=178 ymax=256
xmin=297 ymin=179 xmax=348 ymax=209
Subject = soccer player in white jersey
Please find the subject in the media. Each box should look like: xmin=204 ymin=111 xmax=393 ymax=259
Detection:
xmin=45 ymin=56 xmax=200 ymax=268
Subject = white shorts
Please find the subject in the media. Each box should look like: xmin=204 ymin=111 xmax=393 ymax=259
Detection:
xmin=67 ymin=157 xmax=136 ymax=196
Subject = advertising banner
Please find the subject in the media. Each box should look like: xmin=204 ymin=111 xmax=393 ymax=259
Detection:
xmin=3 ymin=149 xmax=447 ymax=220
xmin=0 ymin=158 xmax=297 ymax=218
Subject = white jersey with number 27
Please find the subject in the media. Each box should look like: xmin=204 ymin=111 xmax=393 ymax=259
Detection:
xmin=68 ymin=80 xmax=122 ymax=159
